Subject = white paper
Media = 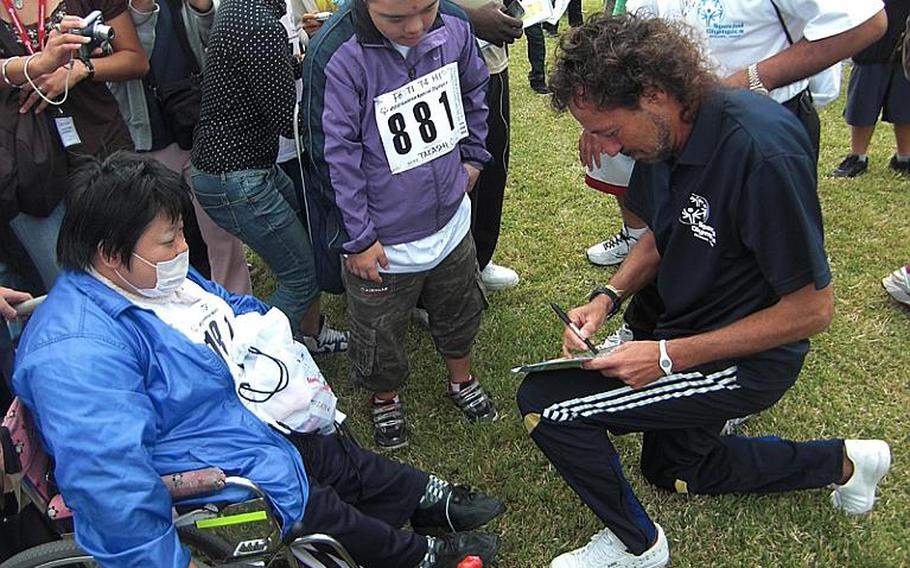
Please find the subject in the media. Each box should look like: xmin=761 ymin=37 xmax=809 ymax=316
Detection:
xmin=374 ymin=62 xmax=468 ymax=175
xmin=520 ymin=0 xmax=554 ymax=27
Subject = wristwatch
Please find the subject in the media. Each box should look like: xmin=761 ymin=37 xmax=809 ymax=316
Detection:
xmin=588 ymin=284 xmax=623 ymax=318
xmin=658 ymin=339 xmax=673 ymax=376
xmin=81 ymin=58 xmax=96 ymax=81
xmin=747 ymin=63 xmax=769 ymax=96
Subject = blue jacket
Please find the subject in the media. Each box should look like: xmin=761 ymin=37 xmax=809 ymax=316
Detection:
xmin=13 ymin=270 xmax=309 ymax=567
xmin=301 ymin=0 xmax=491 ymax=253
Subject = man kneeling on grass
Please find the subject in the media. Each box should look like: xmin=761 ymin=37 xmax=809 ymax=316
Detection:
xmin=516 ymin=14 xmax=892 ymax=568
xmin=13 ymin=152 xmax=503 ymax=568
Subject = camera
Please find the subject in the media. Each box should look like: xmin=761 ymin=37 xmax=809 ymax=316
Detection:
xmin=72 ymin=10 xmax=115 ymax=60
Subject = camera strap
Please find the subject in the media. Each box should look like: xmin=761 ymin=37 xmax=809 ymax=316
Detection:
xmin=0 ymin=0 xmax=47 ymax=54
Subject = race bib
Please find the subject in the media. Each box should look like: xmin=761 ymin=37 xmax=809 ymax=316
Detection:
xmin=374 ymin=62 xmax=468 ymax=175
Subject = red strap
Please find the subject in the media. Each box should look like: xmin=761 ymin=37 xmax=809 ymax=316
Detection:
xmin=0 ymin=0 xmax=48 ymax=55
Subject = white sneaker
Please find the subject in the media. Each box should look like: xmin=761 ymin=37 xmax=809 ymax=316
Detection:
xmin=882 ymin=266 xmax=910 ymax=306
xmin=596 ymin=323 xmax=634 ymax=352
xmin=480 ymin=262 xmax=519 ymax=291
xmin=830 ymin=439 xmax=891 ymax=514
xmin=586 ymin=228 xmax=641 ymax=267
xmin=550 ymin=523 xmax=669 ymax=568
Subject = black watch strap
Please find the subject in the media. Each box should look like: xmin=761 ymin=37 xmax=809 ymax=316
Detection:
xmin=82 ymin=58 xmax=95 ymax=81
xmin=588 ymin=285 xmax=622 ymax=317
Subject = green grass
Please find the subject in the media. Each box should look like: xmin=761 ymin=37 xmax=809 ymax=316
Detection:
xmin=249 ymin=24 xmax=910 ymax=568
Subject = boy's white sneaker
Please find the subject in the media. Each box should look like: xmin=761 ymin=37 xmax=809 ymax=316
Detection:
xmin=830 ymin=439 xmax=891 ymax=514
xmin=480 ymin=262 xmax=519 ymax=290
xmin=550 ymin=523 xmax=669 ymax=568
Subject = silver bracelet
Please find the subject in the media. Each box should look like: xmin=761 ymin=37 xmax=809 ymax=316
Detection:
xmin=1 ymin=56 xmax=25 ymax=88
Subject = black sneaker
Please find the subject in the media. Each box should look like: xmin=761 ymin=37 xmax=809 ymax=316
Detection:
xmin=530 ymin=80 xmax=551 ymax=96
xmin=448 ymin=378 xmax=498 ymax=422
xmin=831 ymin=154 xmax=868 ymax=178
xmin=412 ymin=485 xmax=506 ymax=536
xmin=419 ymin=533 xmax=500 ymax=568
xmin=371 ymin=396 xmax=408 ymax=450
xmin=889 ymin=155 xmax=910 ymax=176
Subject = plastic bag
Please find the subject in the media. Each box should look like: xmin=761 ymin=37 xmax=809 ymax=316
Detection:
xmin=230 ymin=308 xmax=337 ymax=434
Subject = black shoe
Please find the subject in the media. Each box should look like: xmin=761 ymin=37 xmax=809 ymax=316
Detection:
xmin=889 ymin=155 xmax=910 ymax=175
xmin=420 ymin=533 xmax=500 ymax=568
xmin=412 ymin=485 xmax=506 ymax=536
xmin=371 ymin=396 xmax=408 ymax=450
xmin=448 ymin=378 xmax=498 ymax=422
xmin=530 ymin=80 xmax=551 ymax=95
xmin=831 ymin=154 xmax=868 ymax=178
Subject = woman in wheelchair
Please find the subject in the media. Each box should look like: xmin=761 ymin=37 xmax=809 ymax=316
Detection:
xmin=11 ymin=152 xmax=504 ymax=568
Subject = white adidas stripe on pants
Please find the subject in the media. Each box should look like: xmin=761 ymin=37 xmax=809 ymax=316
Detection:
xmin=541 ymin=365 xmax=740 ymax=422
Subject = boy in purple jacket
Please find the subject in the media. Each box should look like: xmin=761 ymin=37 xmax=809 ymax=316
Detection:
xmin=302 ymin=0 xmax=496 ymax=449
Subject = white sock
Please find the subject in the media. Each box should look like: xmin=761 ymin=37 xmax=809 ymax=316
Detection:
xmin=624 ymin=224 xmax=648 ymax=240
xmin=895 ymin=154 xmax=910 ymax=163
xmin=855 ymin=154 xmax=869 ymax=162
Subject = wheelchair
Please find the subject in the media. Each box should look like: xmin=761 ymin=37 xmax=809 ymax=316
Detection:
xmin=0 ymin=298 xmax=358 ymax=568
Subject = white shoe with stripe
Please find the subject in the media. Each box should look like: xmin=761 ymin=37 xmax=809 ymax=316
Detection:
xmin=550 ymin=523 xmax=669 ymax=568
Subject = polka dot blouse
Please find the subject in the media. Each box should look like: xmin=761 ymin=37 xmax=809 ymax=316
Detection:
xmin=190 ymin=0 xmax=299 ymax=174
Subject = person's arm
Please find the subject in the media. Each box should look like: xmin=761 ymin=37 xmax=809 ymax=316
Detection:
xmin=0 ymin=16 xmax=90 ymax=91
xmin=14 ymin=336 xmax=190 ymax=566
xmin=305 ymin=52 xmax=378 ymax=262
xmin=18 ymin=7 xmax=150 ymax=113
xmin=562 ymin=229 xmax=660 ymax=354
xmin=586 ymin=282 xmax=833 ymax=389
xmin=453 ymin=1 xmax=522 ymax=46
xmin=181 ymin=0 xmax=216 ymax=54
xmin=726 ymin=7 xmax=887 ymax=91
xmin=456 ymin=17 xmax=491 ymax=183
xmin=0 ymin=287 xmax=32 ymax=320
xmin=242 ymin=18 xmax=297 ymax=138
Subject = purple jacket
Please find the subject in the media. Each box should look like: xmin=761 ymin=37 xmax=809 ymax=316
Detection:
xmin=302 ymin=0 xmax=491 ymax=253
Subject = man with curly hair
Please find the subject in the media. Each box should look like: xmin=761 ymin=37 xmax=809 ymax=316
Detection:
xmin=517 ymin=14 xmax=891 ymax=568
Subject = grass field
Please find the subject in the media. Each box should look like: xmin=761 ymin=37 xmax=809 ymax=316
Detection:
xmin=251 ymin=21 xmax=910 ymax=568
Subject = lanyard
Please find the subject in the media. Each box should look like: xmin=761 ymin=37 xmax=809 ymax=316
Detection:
xmin=0 ymin=0 xmax=47 ymax=55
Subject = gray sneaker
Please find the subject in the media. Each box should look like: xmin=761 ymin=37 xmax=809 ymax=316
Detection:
xmin=449 ymin=378 xmax=498 ymax=422
xmin=596 ymin=323 xmax=634 ymax=351
xmin=297 ymin=316 xmax=349 ymax=354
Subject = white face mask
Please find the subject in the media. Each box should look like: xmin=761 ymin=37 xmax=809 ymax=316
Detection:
xmin=116 ymin=249 xmax=190 ymax=298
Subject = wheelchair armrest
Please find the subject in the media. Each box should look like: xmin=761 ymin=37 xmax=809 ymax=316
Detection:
xmin=162 ymin=467 xmax=226 ymax=500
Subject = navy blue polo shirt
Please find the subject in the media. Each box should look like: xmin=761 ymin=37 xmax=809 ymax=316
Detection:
xmin=625 ymin=89 xmax=831 ymax=373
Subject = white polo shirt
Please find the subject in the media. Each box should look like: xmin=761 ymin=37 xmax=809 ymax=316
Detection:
xmin=626 ymin=0 xmax=883 ymax=103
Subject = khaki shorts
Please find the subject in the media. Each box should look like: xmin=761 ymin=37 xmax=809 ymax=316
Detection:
xmin=343 ymin=234 xmax=488 ymax=393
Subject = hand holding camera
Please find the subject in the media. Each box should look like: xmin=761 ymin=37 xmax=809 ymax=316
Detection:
xmin=67 ymin=10 xmax=115 ymax=61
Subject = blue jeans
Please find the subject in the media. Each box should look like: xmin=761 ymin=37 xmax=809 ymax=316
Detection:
xmin=8 ymin=203 xmax=65 ymax=291
xmin=190 ymin=166 xmax=319 ymax=324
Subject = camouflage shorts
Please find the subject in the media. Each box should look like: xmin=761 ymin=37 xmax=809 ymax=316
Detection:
xmin=343 ymin=234 xmax=488 ymax=393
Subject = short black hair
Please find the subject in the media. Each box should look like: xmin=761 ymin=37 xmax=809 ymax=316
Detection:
xmin=57 ymin=151 xmax=193 ymax=271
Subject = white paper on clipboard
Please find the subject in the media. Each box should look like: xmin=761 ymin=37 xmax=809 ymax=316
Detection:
xmin=519 ymin=0 xmax=554 ymax=27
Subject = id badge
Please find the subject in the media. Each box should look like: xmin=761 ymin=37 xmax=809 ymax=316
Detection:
xmin=373 ymin=62 xmax=468 ymax=175
xmin=53 ymin=115 xmax=82 ymax=148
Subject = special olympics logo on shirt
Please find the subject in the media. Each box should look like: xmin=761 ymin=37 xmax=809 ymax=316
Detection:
xmin=679 ymin=193 xmax=716 ymax=247
xmin=695 ymin=0 xmax=725 ymax=27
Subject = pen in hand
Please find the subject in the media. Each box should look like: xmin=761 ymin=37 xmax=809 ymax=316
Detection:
xmin=550 ymin=302 xmax=600 ymax=356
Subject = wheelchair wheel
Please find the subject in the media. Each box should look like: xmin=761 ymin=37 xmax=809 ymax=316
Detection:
xmin=0 ymin=528 xmax=236 ymax=568
xmin=0 ymin=539 xmax=94 ymax=568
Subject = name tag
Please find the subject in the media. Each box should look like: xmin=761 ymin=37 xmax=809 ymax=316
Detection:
xmin=54 ymin=116 xmax=82 ymax=148
xmin=374 ymin=62 xmax=468 ymax=175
